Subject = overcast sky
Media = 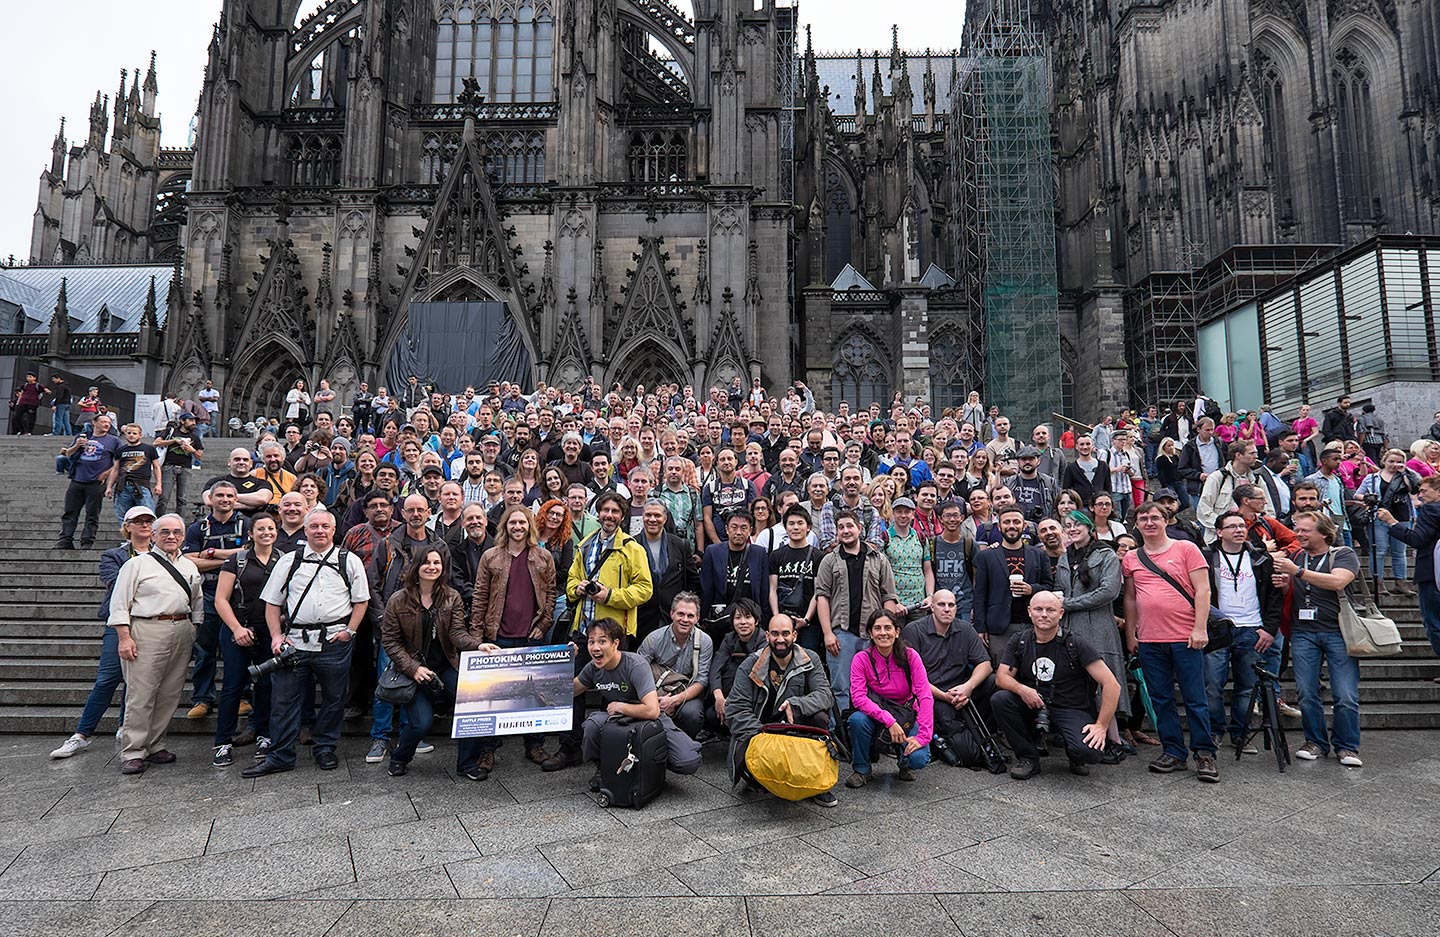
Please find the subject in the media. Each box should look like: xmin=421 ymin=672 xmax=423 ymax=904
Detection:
xmin=0 ymin=0 xmax=962 ymax=262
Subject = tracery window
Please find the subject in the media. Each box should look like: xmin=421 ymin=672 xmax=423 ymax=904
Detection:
xmin=1255 ymin=50 xmax=1294 ymax=222
xmin=824 ymin=164 xmax=855 ymax=284
xmin=420 ymin=130 xmax=545 ymax=185
xmin=434 ymin=2 xmax=554 ymax=104
xmin=286 ymin=134 xmax=342 ymax=186
xmin=627 ymin=131 xmax=688 ymax=182
xmin=831 ymin=332 xmax=890 ymax=409
xmin=928 ymin=329 xmax=968 ymax=411
xmin=1333 ymin=46 xmax=1380 ymax=220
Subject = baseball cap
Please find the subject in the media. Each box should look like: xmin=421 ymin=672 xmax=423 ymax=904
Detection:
xmin=421 ymin=465 xmax=445 ymax=477
xmin=1153 ymin=487 xmax=1180 ymax=501
xmin=123 ymin=505 xmax=157 ymax=523
xmin=892 ymin=496 xmax=916 ymax=510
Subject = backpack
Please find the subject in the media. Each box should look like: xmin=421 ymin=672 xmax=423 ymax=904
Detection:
xmin=1012 ymin=629 xmax=1090 ymax=695
xmin=278 ymin=547 xmax=354 ymax=625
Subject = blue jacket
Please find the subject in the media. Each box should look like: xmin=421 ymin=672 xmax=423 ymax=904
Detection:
xmin=97 ymin=544 xmax=142 ymax=622
xmin=971 ymin=543 xmax=1054 ymax=636
xmin=1388 ymin=502 xmax=1440 ymax=586
xmin=699 ymin=542 xmax=770 ymax=622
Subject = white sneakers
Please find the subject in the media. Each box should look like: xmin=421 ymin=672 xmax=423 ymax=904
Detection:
xmin=50 ymin=733 xmax=91 ymax=759
xmin=1338 ymin=750 xmax=1363 ymax=767
xmin=1294 ymin=741 xmax=1323 ymax=761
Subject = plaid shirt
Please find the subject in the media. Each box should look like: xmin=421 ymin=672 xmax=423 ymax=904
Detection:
xmin=340 ymin=521 xmax=395 ymax=568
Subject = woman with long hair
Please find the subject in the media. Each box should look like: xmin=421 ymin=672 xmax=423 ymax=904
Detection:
xmin=1055 ymin=489 xmax=1082 ymax=520
xmin=339 ymin=449 xmax=378 ymax=515
xmin=1406 ymin=439 xmax=1439 ymax=478
xmin=887 ymin=462 xmax=914 ymax=501
xmin=845 ymin=609 xmax=933 ymax=786
xmin=211 ymin=513 xmax=280 ymax=766
xmin=535 ymin=499 xmax=576 ymax=637
xmin=959 ymin=448 xmax=994 ymax=499
xmin=615 ymin=437 xmax=642 ymax=482
xmin=381 ymin=548 xmax=494 ymax=779
xmin=1237 ymin=411 xmax=1267 ymax=454
xmin=513 ymin=448 xmax=544 ymax=504
xmin=1090 ymin=492 xmax=1128 ymax=541
xmin=539 ymin=465 xmax=569 ymax=504
xmin=375 ymin=418 xmax=401 ymax=461
xmin=1155 ymin=437 xmax=1188 ymax=509
xmin=1056 ymin=510 xmax=1129 ymax=754
xmin=748 ymin=497 xmax=775 ymax=547
xmin=285 ymin=378 xmax=311 ymax=429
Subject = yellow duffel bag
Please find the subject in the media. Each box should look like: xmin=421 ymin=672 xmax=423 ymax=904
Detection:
xmin=744 ymin=723 xmax=841 ymax=801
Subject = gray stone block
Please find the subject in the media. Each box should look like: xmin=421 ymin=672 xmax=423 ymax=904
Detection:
xmin=0 ymin=900 xmax=151 ymax=937
xmin=347 ymin=816 xmax=480 ymax=875
xmin=672 ymin=839 xmax=862 ymax=896
xmin=539 ymin=818 xmax=716 ymax=888
xmin=542 ymin=897 xmax=746 ymax=937
xmin=117 ymin=900 xmax=353 ymax=937
xmin=458 ymin=793 xmax=625 ymax=855
xmin=938 ymin=892 xmax=1172 ymax=936
xmin=748 ymin=895 xmax=961 ymax=937
xmin=89 ymin=834 xmax=352 ymax=901
xmin=326 ymin=898 xmax=550 ymax=937
xmin=446 ymin=847 xmax=571 ymax=898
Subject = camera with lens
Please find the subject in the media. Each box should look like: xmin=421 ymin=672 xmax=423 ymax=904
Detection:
xmin=582 ymin=579 xmax=603 ymax=597
xmin=1034 ymin=704 xmax=1051 ymax=734
xmin=1361 ymin=493 xmax=1380 ymax=507
xmin=248 ymin=643 xmax=301 ymax=680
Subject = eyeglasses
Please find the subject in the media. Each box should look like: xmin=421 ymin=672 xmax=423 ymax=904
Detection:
xmin=155 ymin=529 xmax=184 ymax=537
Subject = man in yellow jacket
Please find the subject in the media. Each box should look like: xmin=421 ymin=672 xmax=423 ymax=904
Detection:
xmin=543 ymin=490 xmax=654 ymax=772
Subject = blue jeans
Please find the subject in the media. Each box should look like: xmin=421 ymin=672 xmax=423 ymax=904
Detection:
xmin=214 ymin=626 xmax=273 ymax=746
xmin=1290 ymin=630 xmax=1361 ymax=754
xmin=830 ymin=628 xmax=868 ymax=702
xmin=76 ymin=626 xmax=126 ymax=737
xmin=1204 ymin=628 xmax=1268 ymax=741
xmin=847 ymin=709 xmax=931 ymax=776
xmin=1419 ymin=582 xmax=1440 ymax=657
xmin=1175 ymin=486 xmax=1194 ymax=511
xmin=1340 ymin=529 xmax=1353 ymax=548
xmin=370 ymin=644 xmax=410 ymax=741
xmin=190 ymin=596 xmax=220 ymax=707
xmin=1370 ymin=519 xmax=1407 ymax=579
xmin=1112 ymin=491 xmax=1132 ymax=522
xmin=113 ymin=485 xmax=156 ymax=527
xmin=51 ymin=404 xmax=71 ymax=436
xmin=394 ymin=666 xmax=483 ymax=772
xmin=1137 ymin=641 xmax=1215 ymax=760
xmin=265 ymin=638 xmax=354 ymax=768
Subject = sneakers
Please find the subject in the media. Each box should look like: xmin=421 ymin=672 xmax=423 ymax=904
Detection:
xmin=387 ymin=760 xmax=408 ymax=777
xmin=186 ymin=702 xmax=212 ymax=720
xmin=844 ymin=771 xmax=871 ymax=788
xmin=1338 ymin=750 xmax=1363 ymax=767
xmin=1195 ymin=752 xmax=1219 ymax=783
xmin=1069 ymin=761 xmax=1091 ymax=776
xmin=1010 ymin=758 xmax=1041 ymax=780
xmin=254 ymin=737 xmax=272 ymax=762
xmin=365 ymin=739 xmax=389 ymax=764
xmin=1277 ymin=699 xmax=1302 ymax=719
xmin=212 ymin=744 xmax=233 ymax=767
xmin=1295 ymin=741 xmax=1325 ymax=761
xmin=415 ymin=740 xmax=435 ymax=754
xmin=1148 ymin=753 xmax=1188 ymax=773
xmin=811 ymin=790 xmax=839 ymax=808
xmin=50 ymin=733 xmax=91 ymax=759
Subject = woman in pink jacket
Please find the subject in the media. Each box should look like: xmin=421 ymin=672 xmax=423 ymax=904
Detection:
xmin=846 ymin=609 xmax=933 ymax=786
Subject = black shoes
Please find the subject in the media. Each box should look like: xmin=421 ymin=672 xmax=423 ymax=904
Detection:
xmin=315 ymin=750 xmax=340 ymax=770
xmin=388 ymin=760 xmax=407 ymax=777
xmin=1069 ymin=761 xmax=1091 ymax=776
xmin=241 ymin=761 xmax=294 ymax=778
xmin=1010 ymin=758 xmax=1041 ymax=780
xmin=1148 ymin=753 xmax=1188 ymax=774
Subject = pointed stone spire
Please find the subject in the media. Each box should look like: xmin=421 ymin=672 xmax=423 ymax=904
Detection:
xmin=872 ymin=56 xmax=884 ymax=108
xmin=889 ymin=25 xmax=902 ymax=75
xmin=114 ymin=69 xmax=129 ymax=136
xmin=88 ymin=91 xmax=108 ymax=149
xmin=47 ymin=278 xmax=71 ymax=356
xmin=50 ymin=117 xmax=67 ymax=177
xmin=144 ymin=50 xmax=158 ymax=94
xmin=855 ymin=49 xmax=867 ymax=117
xmin=136 ymin=275 xmax=163 ymax=360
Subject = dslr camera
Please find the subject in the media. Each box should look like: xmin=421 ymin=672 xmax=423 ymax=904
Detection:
xmin=582 ymin=579 xmax=604 ymax=597
xmin=248 ymin=643 xmax=301 ymax=680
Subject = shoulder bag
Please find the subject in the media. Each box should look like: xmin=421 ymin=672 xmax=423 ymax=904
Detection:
xmin=1134 ymin=547 xmax=1234 ymax=653
xmin=651 ymin=640 xmax=701 ymax=696
xmin=1331 ymin=549 xmax=1403 ymax=658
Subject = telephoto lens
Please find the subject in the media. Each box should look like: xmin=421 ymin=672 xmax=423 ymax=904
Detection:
xmin=247 ymin=643 xmax=300 ymax=680
xmin=1034 ymin=705 xmax=1051 ymax=734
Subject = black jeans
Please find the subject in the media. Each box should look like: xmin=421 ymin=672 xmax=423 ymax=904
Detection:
xmin=60 ymin=479 xmax=105 ymax=545
xmin=266 ymin=638 xmax=353 ymax=768
xmin=395 ymin=666 xmax=483 ymax=772
xmin=992 ymin=689 xmax=1102 ymax=765
xmin=13 ymin=404 xmax=37 ymax=435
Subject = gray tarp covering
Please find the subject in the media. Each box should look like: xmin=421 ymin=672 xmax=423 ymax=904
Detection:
xmin=387 ymin=301 xmax=532 ymax=393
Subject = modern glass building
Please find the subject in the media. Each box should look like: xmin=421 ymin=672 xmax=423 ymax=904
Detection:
xmin=1197 ymin=236 xmax=1439 ymax=421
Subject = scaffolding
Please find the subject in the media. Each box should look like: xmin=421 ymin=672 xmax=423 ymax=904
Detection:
xmin=957 ymin=0 xmax=1059 ymax=434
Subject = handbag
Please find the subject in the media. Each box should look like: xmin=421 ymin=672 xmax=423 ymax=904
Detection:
xmin=376 ymin=663 xmax=417 ymax=705
xmin=1332 ymin=549 xmax=1403 ymax=658
xmin=744 ymin=723 xmax=841 ymax=801
xmin=1134 ymin=547 xmax=1234 ymax=653
xmin=650 ymin=640 xmax=701 ymax=696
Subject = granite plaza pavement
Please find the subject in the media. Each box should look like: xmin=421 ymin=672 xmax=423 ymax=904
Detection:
xmin=1 ymin=727 xmax=1438 ymax=937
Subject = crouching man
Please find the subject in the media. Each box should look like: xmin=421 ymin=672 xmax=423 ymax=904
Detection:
xmin=571 ymin=617 xmax=701 ymax=792
xmin=722 ymin=613 xmax=837 ymax=808
xmin=992 ymin=591 xmax=1120 ymax=780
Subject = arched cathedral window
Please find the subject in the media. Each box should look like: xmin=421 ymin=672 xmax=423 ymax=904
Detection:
xmin=287 ymin=134 xmax=342 ymax=186
xmin=1332 ymin=46 xmax=1379 ymax=220
xmin=928 ymin=329 xmax=968 ymax=411
xmin=1255 ymin=50 xmax=1294 ymax=224
xmin=831 ymin=332 xmax=890 ymax=409
xmin=824 ymin=164 xmax=854 ymax=284
xmin=628 ymin=131 xmax=688 ymax=182
xmin=434 ymin=2 xmax=554 ymax=104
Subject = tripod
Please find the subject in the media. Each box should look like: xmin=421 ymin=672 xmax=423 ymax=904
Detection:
xmin=1238 ymin=661 xmax=1290 ymax=772
xmin=959 ymin=699 xmax=1010 ymax=773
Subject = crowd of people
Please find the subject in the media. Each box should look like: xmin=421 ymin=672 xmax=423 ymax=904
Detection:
xmin=40 ymin=374 xmax=1440 ymax=805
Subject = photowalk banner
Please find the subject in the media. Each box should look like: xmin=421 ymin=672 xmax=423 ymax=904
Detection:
xmin=452 ymin=644 xmax=574 ymax=739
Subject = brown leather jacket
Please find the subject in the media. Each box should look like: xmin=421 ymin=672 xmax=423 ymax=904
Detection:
xmin=381 ymin=586 xmax=478 ymax=675
xmin=470 ymin=544 xmax=557 ymax=642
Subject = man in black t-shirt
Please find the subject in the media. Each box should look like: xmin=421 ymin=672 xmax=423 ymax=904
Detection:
xmin=154 ymin=413 xmax=204 ymax=517
xmin=109 ymin=423 xmax=161 ymax=525
xmin=202 ymin=448 xmax=273 ymax=516
xmin=769 ymin=505 xmax=821 ymax=655
xmin=992 ymin=591 xmax=1121 ymax=779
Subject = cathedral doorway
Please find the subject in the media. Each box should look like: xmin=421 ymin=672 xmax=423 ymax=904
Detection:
xmin=387 ymin=301 xmax=533 ymax=393
xmin=232 ymin=345 xmax=306 ymax=425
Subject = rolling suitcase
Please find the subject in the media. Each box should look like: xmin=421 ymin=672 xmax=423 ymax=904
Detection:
xmin=596 ymin=716 xmax=667 ymax=808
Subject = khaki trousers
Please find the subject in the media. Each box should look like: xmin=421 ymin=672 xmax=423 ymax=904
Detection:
xmin=118 ymin=616 xmax=195 ymax=761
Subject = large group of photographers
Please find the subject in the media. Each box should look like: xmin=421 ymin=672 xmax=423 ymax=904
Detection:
xmin=46 ymin=375 xmax=1440 ymax=805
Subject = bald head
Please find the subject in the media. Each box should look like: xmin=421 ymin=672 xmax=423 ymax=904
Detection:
xmin=1028 ymin=590 xmax=1064 ymax=635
